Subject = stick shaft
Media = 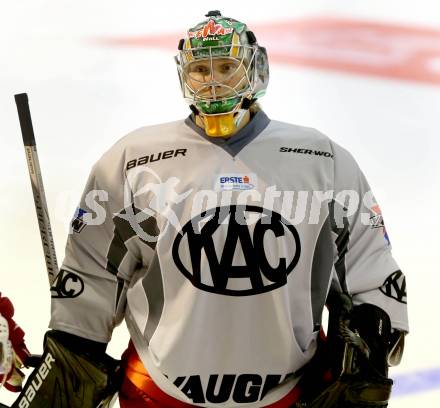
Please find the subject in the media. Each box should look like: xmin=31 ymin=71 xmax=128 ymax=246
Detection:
xmin=14 ymin=93 xmax=58 ymax=286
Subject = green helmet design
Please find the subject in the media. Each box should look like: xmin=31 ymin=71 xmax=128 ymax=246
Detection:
xmin=175 ymin=11 xmax=269 ymax=115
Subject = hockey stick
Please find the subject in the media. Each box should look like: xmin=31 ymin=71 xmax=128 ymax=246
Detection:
xmin=7 ymin=95 xmax=117 ymax=408
xmin=0 ymin=93 xmax=56 ymax=408
xmin=14 ymin=93 xmax=59 ymax=287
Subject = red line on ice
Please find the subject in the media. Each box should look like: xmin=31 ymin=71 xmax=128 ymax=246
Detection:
xmin=98 ymin=17 xmax=440 ymax=86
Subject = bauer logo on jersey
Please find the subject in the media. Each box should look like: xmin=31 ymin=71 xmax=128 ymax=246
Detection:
xmin=215 ymin=173 xmax=257 ymax=191
xmin=172 ymin=205 xmax=301 ymax=296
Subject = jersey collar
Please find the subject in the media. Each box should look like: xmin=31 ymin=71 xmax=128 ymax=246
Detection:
xmin=184 ymin=110 xmax=270 ymax=157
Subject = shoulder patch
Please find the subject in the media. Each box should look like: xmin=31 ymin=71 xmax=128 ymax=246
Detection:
xmin=379 ymin=270 xmax=407 ymax=304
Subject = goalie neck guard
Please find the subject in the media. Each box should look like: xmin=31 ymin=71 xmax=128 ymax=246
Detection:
xmin=175 ymin=11 xmax=269 ymax=137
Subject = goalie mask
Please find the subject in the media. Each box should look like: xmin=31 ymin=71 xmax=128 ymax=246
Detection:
xmin=175 ymin=11 xmax=269 ymax=137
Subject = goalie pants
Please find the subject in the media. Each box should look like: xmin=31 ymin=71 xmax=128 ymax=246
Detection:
xmin=118 ymin=342 xmax=303 ymax=408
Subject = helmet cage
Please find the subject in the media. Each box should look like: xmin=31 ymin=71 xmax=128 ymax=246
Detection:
xmin=175 ymin=43 xmax=268 ymax=115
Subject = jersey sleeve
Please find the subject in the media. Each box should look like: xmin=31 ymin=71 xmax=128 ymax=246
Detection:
xmin=329 ymin=141 xmax=408 ymax=333
xmin=49 ymin=161 xmax=142 ymax=343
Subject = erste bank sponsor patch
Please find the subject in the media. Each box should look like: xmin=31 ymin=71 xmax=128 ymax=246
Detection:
xmin=215 ymin=173 xmax=257 ymax=191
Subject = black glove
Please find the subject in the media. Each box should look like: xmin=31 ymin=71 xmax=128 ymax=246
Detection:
xmin=301 ymin=371 xmax=392 ymax=408
xmin=296 ymin=294 xmax=395 ymax=408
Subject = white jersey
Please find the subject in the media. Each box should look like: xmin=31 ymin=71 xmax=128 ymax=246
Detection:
xmin=50 ymin=111 xmax=408 ymax=407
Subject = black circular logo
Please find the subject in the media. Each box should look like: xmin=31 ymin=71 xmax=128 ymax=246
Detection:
xmin=172 ymin=205 xmax=301 ymax=296
xmin=50 ymin=269 xmax=85 ymax=298
xmin=379 ymin=270 xmax=407 ymax=304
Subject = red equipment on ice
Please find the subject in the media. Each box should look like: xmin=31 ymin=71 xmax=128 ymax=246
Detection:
xmin=0 ymin=294 xmax=32 ymax=392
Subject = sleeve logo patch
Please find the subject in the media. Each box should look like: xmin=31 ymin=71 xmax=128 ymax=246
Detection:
xmin=370 ymin=204 xmax=390 ymax=245
xmin=50 ymin=269 xmax=85 ymax=299
xmin=379 ymin=270 xmax=407 ymax=304
xmin=71 ymin=207 xmax=87 ymax=233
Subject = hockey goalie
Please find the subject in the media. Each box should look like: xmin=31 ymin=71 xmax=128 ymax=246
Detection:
xmin=8 ymin=10 xmax=408 ymax=408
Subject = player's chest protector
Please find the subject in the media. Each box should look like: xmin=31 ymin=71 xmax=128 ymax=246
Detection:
xmin=124 ymin=118 xmax=334 ymax=301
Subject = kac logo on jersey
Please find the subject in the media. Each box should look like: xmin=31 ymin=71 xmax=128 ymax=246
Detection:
xmin=50 ymin=269 xmax=84 ymax=299
xmin=172 ymin=205 xmax=301 ymax=296
xmin=380 ymin=270 xmax=406 ymax=304
xmin=215 ymin=173 xmax=257 ymax=191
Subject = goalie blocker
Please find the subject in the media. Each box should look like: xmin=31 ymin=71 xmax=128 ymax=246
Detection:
xmin=297 ymin=293 xmax=405 ymax=408
xmin=11 ymin=331 xmax=120 ymax=408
